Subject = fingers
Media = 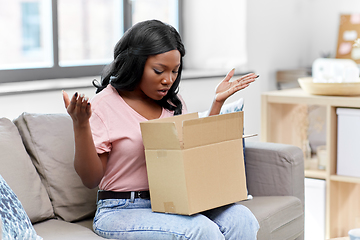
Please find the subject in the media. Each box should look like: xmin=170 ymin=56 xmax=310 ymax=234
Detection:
xmin=74 ymin=93 xmax=91 ymax=114
xmin=64 ymin=91 xmax=91 ymax=115
xmin=237 ymin=73 xmax=258 ymax=82
xmin=222 ymin=68 xmax=235 ymax=83
xmin=62 ymin=91 xmax=78 ymax=113
xmin=228 ymin=73 xmax=258 ymax=95
xmin=225 ymin=70 xmax=258 ymax=85
xmin=63 ymin=91 xmax=92 ymax=126
xmin=235 ymin=73 xmax=258 ymax=87
xmin=215 ymin=70 xmax=258 ymax=102
xmin=62 ymin=90 xmax=70 ymax=108
xmin=68 ymin=92 xmax=79 ymax=113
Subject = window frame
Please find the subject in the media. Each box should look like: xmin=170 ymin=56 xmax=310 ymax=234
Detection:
xmin=0 ymin=0 xmax=183 ymax=83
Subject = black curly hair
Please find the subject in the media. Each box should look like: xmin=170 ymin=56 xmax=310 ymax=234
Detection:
xmin=93 ymin=20 xmax=186 ymax=115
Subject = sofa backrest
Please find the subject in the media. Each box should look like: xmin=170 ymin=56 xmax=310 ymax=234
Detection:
xmin=13 ymin=113 xmax=98 ymax=222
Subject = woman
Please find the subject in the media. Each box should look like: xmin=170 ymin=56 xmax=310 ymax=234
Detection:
xmin=63 ymin=19 xmax=259 ymax=240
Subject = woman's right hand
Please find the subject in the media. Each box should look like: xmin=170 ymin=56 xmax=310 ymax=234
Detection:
xmin=62 ymin=91 xmax=92 ymax=127
xmin=63 ymin=91 xmax=105 ymax=189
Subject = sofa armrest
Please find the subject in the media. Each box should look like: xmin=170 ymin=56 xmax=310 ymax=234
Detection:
xmin=245 ymin=141 xmax=304 ymax=206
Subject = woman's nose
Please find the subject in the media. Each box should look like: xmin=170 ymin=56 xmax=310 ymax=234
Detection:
xmin=161 ymin=73 xmax=174 ymax=85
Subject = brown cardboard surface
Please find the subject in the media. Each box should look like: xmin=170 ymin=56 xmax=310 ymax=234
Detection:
xmin=141 ymin=122 xmax=181 ymax=150
xmin=140 ymin=111 xmax=247 ymax=215
xmin=182 ymin=140 xmax=247 ymax=214
xmin=144 ymin=150 xmax=189 ymax=214
xmin=142 ymin=112 xmax=198 ymax=149
xmin=182 ymin=112 xmax=243 ymax=149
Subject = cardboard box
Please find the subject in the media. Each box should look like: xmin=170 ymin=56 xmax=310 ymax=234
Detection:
xmin=140 ymin=111 xmax=248 ymax=215
xmin=336 ymin=108 xmax=360 ymax=178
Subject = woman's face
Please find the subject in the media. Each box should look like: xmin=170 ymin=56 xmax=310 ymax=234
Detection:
xmin=137 ymin=50 xmax=181 ymax=101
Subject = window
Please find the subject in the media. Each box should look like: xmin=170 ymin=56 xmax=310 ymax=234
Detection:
xmin=0 ymin=0 xmax=53 ymax=70
xmin=58 ymin=0 xmax=123 ymax=66
xmin=21 ymin=2 xmax=41 ymax=53
xmin=0 ymin=0 xmax=181 ymax=83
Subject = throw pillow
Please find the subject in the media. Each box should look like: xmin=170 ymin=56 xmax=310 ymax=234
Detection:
xmin=0 ymin=174 xmax=43 ymax=240
xmin=220 ymin=98 xmax=244 ymax=114
xmin=198 ymin=98 xmax=244 ymax=117
xmin=14 ymin=113 xmax=98 ymax=222
xmin=0 ymin=118 xmax=54 ymax=224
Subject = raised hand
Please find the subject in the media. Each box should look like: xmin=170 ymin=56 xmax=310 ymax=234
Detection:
xmin=62 ymin=91 xmax=92 ymax=127
xmin=215 ymin=69 xmax=258 ymax=103
xmin=62 ymin=91 xmax=106 ymax=189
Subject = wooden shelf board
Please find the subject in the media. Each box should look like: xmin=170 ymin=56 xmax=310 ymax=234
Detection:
xmin=263 ymin=88 xmax=360 ymax=107
xmin=305 ymin=169 xmax=327 ymax=179
xmin=330 ymin=175 xmax=360 ymax=184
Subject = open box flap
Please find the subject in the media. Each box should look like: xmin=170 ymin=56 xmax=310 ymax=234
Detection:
xmin=182 ymin=112 xmax=243 ymax=149
xmin=140 ymin=122 xmax=181 ymax=150
xmin=140 ymin=113 xmax=198 ymax=150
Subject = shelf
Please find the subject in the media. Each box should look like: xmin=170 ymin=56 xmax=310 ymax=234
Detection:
xmin=305 ymin=169 xmax=326 ymax=179
xmin=330 ymin=175 xmax=360 ymax=184
xmin=263 ymin=88 xmax=360 ymax=108
xmin=262 ymin=88 xmax=360 ymax=239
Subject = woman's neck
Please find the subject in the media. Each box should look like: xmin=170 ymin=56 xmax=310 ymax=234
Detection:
xmin=117 ymin=89 xmax=162 ymax=120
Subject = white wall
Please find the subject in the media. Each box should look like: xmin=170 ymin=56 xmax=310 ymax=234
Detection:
xmin=0 ymin=87 xmax=96 ymax=121
xmin=245 ymin=0 xmax=312 ymax=139
xmin=181 ymin=0 xmax=360 ymax=140
xmin=182 ymin=0 xmax=247 ymax=71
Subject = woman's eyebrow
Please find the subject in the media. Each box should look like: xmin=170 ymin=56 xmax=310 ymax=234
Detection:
xmin=154 ymin=63 xmax=181 ymax=68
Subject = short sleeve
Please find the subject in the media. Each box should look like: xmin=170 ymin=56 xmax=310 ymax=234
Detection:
xmin=89 ymin=112 xmax=111 ymax=154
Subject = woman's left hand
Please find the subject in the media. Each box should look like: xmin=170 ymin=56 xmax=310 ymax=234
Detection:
xmin=215 ymin=69 xmax=258 ymax=103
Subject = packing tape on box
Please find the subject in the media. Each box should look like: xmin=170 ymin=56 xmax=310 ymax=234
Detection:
xmin=164 ymin=202 xmax=176 ymax=213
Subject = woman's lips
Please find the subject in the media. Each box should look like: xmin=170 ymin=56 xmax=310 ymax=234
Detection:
xmin=158 ymin=89 xmax=169 ymax=96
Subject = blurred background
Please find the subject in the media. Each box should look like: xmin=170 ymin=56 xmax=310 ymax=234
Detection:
xmin=0 ymin=0 xmax=359 ymax=140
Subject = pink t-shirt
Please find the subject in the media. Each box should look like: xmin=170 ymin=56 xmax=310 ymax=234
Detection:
xmin=89 ymin=84 xmax=187 ymax=192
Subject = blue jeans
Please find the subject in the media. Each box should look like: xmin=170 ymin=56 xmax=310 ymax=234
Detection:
xmin=93 ymin=196 xmax=259 ymax=240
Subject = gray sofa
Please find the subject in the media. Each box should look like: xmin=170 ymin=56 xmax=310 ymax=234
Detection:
xmin=0 ymin=112 xmax=304 ymax=240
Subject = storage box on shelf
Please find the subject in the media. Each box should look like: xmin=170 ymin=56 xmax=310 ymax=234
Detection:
xmin=336 ymin=108 xmax=360 ymax=179
xmin=261 ymin=88 xmax=360 ymax=239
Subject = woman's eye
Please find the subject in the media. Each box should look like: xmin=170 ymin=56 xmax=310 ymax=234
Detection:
xmin=154 ymin=69 xmax=163 ymax=74
xmin=172 ymin=70 xmax=179 ymax=74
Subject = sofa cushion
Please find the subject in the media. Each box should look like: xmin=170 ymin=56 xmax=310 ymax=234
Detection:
xmin=14 ymin=113 xmax=98 ymax=222
xmin=0 ymin=118 xmax=54 ymax=224
xmin=33 ymin=219 xmax=106 ymax=240
xmin=0 ymin=174 xmax=43 ymax=240
xmin=239 ymin=196 xmax=304 ymax=240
